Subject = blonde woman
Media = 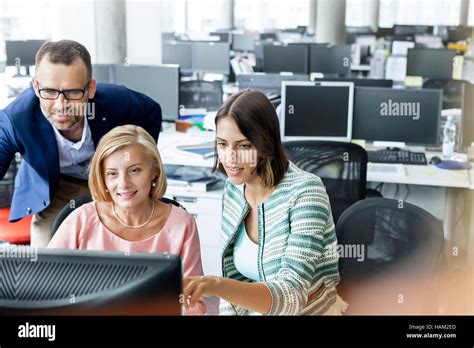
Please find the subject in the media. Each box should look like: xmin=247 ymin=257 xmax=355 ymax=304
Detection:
xmin=48 ymin=125 xmax=206 ymax=315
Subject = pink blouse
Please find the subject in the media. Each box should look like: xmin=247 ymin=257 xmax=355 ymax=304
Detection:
xmin=48 ymin=201 xmax=206 ymax=315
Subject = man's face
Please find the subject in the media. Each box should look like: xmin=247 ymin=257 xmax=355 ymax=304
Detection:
xmin=32 ymin=56 xmax=97 ymax=132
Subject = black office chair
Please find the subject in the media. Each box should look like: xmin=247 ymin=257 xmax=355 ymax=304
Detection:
xmin=336 ymin=198 xmax=444 ymax=314
xmin=284 ymin=140 xmax=379 ymax=225
xmin=51 ymin=195 xmax=183 ymax=237
xmin=179 ymin=80 xmax=224 ymax=111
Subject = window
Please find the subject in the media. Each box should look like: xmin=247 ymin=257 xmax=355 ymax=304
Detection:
xmin=346 ymin=0 xmax=378 ymax=28
xmin=469 ymin=0 xmax=474 ymax=26
xmin=186 ymin=0 xmax=232 ymax=33
xmin=234 ymin=0 xmax=310 ymax=31
xmin=379 ymin=0 xmax=463 ymax=27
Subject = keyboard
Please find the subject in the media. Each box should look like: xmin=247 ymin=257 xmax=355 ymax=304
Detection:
xmin=367 ymin=149 xmax=427 ymax=165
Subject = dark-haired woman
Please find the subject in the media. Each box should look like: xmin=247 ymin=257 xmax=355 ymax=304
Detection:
xmin=183 ymin=90 xmax=347 ymax=315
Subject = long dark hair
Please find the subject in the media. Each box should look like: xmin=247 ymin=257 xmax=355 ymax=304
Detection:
xmin=213 ymin=89 xmax=288 ymax=188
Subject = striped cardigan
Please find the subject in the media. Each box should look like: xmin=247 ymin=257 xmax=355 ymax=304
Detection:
xmin=219 ymin=162 xmax=341 ymax=315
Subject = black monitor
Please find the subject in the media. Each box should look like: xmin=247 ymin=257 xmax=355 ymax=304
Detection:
xmin=312 ymin=77 xmax=393 ymax=88
xmin=209 ymin=31 xmax=231 ymax=43
xmin=237 ymin=73 xmax=309 ymax=95
xmin=232 ymin=33 xmax=260 ymax=52
xmin=353 ymin=87 xmax=442 ymax=146
xmin=0 ymin=248 xmax=182 ymax=315
xmin=263 ymin=44 xmax=309 ymax=74
xmin=162 ymin=41 xmax=193 ymax=72
xmin=5 ymin=39 xmax=46 ymax=75
xmin=309 ymin=45 xmax=351 ymax=77
xmin=406 ymin=48 xmax=456 ymax=80
xmin=281 ymin=81 xmax=354 ymax=142
xmin=193 ymin=42 xmax=230 ymax=75
xmin=462 ymin=82 xmax=474 ymax=149
xmin=92 ymin=64 xmax=112 ymax=83
xmin=113 ymin=64 xmax=180 ymax=121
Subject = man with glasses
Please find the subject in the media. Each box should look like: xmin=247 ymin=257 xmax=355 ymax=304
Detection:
xmin=0 ymin=40 xmax=162 ymax=247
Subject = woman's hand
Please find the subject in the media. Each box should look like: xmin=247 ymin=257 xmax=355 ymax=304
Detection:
xmin=183 ymin=276 xmax=221 ymax=310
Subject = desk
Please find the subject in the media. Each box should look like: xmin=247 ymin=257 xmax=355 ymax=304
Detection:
xmin=158 ymin=126 xmax=474 ymax=275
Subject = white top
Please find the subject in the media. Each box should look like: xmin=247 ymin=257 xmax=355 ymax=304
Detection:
xmin=233 ymin=223 xmax=259 ymax=281
xmin=51 ymin=116 xmax=95 ymax=180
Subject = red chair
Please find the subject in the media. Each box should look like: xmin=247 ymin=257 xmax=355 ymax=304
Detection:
xmin=0 ymin=208 xmax=31 ymax=244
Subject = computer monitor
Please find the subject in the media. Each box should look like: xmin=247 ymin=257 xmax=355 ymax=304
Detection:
xmin=193 ymin=42 xmax=230 ymax=75
xmin=281 ymin=81 xmax=354 ymax=142
xmin=263 ymin=44 xmax=309 ymax=74
xmin=406 ymin=48 xmax=456 ymax=80
xmin=209 ymin=31 xmax=231 ymax=43
xmin=312 ymin=77 xmax=393 ymax=88
xmin=232 ymin=33 xmax=260 ymax=52
xmin=462 ymin=82 xmax=474 ymax=149
xmin=353 ymin=87 xmax=442 ymax=146
xmin=309 ymin=45 xmax=351 ymax=77
xmin=237 ymin=73 xmax=309 ymax=95
xmin=0 ymin=247 xmax=182 ymax=315
xmin=113 ymin=64 xmax=180 ymax=121
xmin=5 ymin=39 xmax=46 ymax=75
xmin=162 ymin=41 xmax=193 ymax=72
xmin=92 ymin=64 xmax=112 ymax=83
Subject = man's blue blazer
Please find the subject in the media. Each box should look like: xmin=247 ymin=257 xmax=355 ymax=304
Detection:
xmin=0 ymin=83 xmax=162 ymax=222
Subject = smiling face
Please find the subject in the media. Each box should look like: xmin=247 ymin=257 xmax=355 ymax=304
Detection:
xmin=32 ymin=56 xmax=96 ymax=132
xmin=103 ymin=144 xmax=157 ymax=210
xmin=216 ymin=116 xmax=259 ymax=186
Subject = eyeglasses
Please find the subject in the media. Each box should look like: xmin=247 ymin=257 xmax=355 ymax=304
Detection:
xmin=37 ymin=81 xmax=90 ymax=100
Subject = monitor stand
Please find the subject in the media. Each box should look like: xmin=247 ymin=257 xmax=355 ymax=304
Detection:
xmin=13 ymin=65 xmax=31 ymax=77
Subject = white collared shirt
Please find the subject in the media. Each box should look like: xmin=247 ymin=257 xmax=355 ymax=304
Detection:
xmin=51 ymin=116 xmax=95 ymax=180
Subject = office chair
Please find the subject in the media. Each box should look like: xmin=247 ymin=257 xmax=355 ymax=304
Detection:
xmin=179 ymin=80 xmax=224 ymax=111
xmin=284 ymin=140 xmax=380 ymax=225
xmin=51 ymin=195 xmax=184 ymax=237
xmin=336 ymin=198 xmax=444 ymax=314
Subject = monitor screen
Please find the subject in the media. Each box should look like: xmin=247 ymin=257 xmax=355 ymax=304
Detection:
xmin=162 ymin=41 xmax=193 ymax=71
xmin=406 ymin=48 xmax=456 ymax=80
xmin=92 ymin=64 xmax=112 ymax=83
xmin=309 ymin=45 xmax=352 ymax=76
xmin=353 ymin=87 xmax=442 ymax=146
xmin=281 ymin=81 xmax=354 ymax=142
xmin=312 ymin=77 xmax=393 ymax=88
xmin=5 ymin=40 xmax=46 ymax=66
xmin=114 ymin=64 xmax=180 ymax=121
xmin=263 ymin=44 xmax=309 ymax=74
xmin=0 ymin=247 xmax=182 ymax=315
xmin=462 ymin=82 xmax=474 ymax=148
xmin=237 ymin=73 xmax=309 ymax=95
xmin=232 ymin=33 xmax=259 ymax=52
xmin=193 ymin=42 xmax=230 ymax=75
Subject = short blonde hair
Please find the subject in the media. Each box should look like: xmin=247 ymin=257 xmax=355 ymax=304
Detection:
xmin=88 ymin=125 xmax=167 ymax=202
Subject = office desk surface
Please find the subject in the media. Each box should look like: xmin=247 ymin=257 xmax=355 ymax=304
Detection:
xmin=159 ymin=127 xmax=473 ymax=190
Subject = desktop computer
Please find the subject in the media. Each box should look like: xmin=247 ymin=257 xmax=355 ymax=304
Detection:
xmin=162 ymin=41 xmax=193 ymax=72
xmin=237 ymin=73 xmax=309 ymax=96
xmin=309 ymin=45 xmax=352 ymax=77
xmin=5 ymin=40 xmax=46 ymax=76
xmin=193 ymin=42 xmax=230 ymax=75
xmin=353 ymin=87 xmax=442 ymax=146
xmin=281 ymin=81 xmax=354 ymax=142
xmin=262 ymin=44 xmax=309 ymax=74
xmin=406 ymin=48 xmax=457 ymax=80
xmin=0 ymin=248 xmax=182 ymax=315
xmin=113 ymin=64 xmax=180 ymax=121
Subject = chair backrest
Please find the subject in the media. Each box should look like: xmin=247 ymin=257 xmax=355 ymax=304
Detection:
xmin=335 ymin=198 xmax=444 ymax=314
xmin=51 ymin=196 xmax=183 ymax=238
xmin=284 ymin=140 xmax=367 ymax=224
xmin=179 ymin=80 xmax=223 ymax=111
